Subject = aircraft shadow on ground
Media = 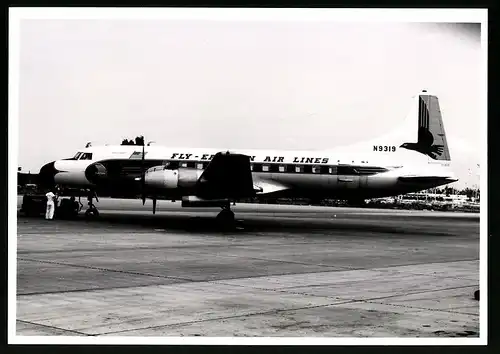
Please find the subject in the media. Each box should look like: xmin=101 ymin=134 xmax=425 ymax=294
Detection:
xmin=18 ymin=212 xmax=455 ymax=237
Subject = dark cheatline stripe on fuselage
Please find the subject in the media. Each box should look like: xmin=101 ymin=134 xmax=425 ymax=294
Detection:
xmin=352 ymin=166 xmax=390 ymax=175
xmin=90 ymin=159 xmax=391 ymax=181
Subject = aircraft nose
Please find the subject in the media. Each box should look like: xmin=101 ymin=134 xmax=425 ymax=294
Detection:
xmin=38 ymin=161 xmax=57 ymax=188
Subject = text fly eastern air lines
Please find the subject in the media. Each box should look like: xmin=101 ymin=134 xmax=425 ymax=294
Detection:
xmin=167 ymin=153 xmax=331 ymax=164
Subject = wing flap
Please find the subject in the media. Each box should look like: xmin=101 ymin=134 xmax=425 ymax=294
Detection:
xmin=253 ymin=179 xmax=290 ymax=195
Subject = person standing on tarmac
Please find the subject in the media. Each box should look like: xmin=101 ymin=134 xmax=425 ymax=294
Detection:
xmin=45 ymin=188 xmax=57 ymax=220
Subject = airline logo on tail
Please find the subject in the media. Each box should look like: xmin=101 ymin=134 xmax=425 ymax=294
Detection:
xmin=400 ymin=93 xmax=450 ymax=161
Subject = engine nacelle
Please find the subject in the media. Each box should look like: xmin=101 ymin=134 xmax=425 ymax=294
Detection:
xmin=85 ymin=163 xmax=108 ymax=184
xmin=181 ymin=196 xmax=229 ymax=208
xmin=144 ymin=167 xmax=203 ymax=189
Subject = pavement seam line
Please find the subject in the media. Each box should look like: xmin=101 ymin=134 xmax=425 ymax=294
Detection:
xmin=89 ymin=299 xmax=361 ymax=336
xmin=18 ymin=282 xmax=184 ymax=296
xmin=17 ymin=258 xmax=479 ymax=297
xmin=17 ymin=319 xmax=91 ymax=336
xmin=362 ymin=295 xmax=480 ymax=317
xmin=212 ymin=282 xmax=478 ymax=305
xmin=82 ymin=286 xmax=478 ymax=336
xmin=17 ymin=242 xmax=336 ymax=255
xmin=17 ymin=257 xmax=193 ymax=282
xmin=173 ymin=248 xmax=353 ymax=269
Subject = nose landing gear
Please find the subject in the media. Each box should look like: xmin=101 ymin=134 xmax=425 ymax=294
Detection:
xmin=84 ymin=191 xmax=100 ymax=219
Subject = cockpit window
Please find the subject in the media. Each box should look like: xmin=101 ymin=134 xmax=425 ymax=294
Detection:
xmin=64 ymin=151 xmax=89 ymax=161
xmin=79 ymin=153 xmax=93 ymax=160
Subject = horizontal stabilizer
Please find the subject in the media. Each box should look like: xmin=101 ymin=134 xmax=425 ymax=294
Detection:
xmin=196 ymin=151 xmax=256 ymax=199
xmin=398 ymin=176 xmax=457 ymax=184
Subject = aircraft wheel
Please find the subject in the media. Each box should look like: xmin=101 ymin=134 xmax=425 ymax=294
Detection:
xmin=216 ymin=208 xmax=235 ymax=226
xmin=85 ymin=208 xmax=99 ymax=219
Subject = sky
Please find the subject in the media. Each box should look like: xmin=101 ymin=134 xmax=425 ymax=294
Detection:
xmin=16 ymin=17 xmax=483 ymax=189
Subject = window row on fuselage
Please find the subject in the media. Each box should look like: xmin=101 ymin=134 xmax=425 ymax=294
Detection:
xmin=161 ymin=160 xmax=389 ymax=176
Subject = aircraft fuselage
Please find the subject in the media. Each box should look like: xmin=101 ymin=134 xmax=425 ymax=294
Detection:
xmin=39 ymin=145 xmax=456 ymax=202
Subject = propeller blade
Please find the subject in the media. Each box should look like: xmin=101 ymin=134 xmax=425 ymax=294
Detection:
xmin=153 ymin=197 xmax=157 ymax=214
xmin=141 ymin=142 xmax=146 ymax=205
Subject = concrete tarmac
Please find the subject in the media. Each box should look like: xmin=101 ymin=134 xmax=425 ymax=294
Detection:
xmin=16 ymin=198 xmax=480 ymax=337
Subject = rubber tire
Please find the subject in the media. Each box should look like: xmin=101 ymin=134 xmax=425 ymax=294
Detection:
xmin=216 ymin=209 xmax=235 ymax=227
xmin=85 ymin=208 xmax=99 ymax=219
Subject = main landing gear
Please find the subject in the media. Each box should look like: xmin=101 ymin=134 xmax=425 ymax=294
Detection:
xmin=84 ymin=191 xmax=100 ymax=219
xmin=216 ymin=202 xmax=235 ymax=227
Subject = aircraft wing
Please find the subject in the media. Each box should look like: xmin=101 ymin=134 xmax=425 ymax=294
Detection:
xmin=196 ymin=151 xmax=257 ymax=199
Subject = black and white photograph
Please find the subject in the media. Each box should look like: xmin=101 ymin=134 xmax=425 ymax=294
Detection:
xmin=9 ymin=8 xmax=487 ymax=344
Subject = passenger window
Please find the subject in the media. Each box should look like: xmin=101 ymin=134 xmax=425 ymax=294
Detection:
xmin=196 ymin=163 xmax=204 ymax=169
xmin=180 ymin=162 xmax=188 ymax=167
xmin=262 ymin=165 xmax=270 ymax=172
xmin=312 ymin=166 xmax=321 ymax=174
xmin=269 ymin=165 xmax=279 ymax=173
xmin=279 ymin=165 xmax=285 ymax=172
xmin=295 ymin=166 xmax=303 ymax=173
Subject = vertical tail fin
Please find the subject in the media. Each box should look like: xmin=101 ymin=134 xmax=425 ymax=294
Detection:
xmin=400 ymin=90 xmax=451 ymax=161
xmin=419 ymin=92 xmax=451 ymax=160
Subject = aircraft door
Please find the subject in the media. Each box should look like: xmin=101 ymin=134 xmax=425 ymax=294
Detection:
xmin=337 ymin=165 xmax=360 ymax=189
xmin=315 ymin=165 xmax=330 ymax=189
xmin=327 ymin=166 xmax=338 ymax=188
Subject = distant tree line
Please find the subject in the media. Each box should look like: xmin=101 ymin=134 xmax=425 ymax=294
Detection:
xmin=427 ymin=186 xmax=480 ymax=199
xmin=121 ymin=136 xmax=145 ymax=146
